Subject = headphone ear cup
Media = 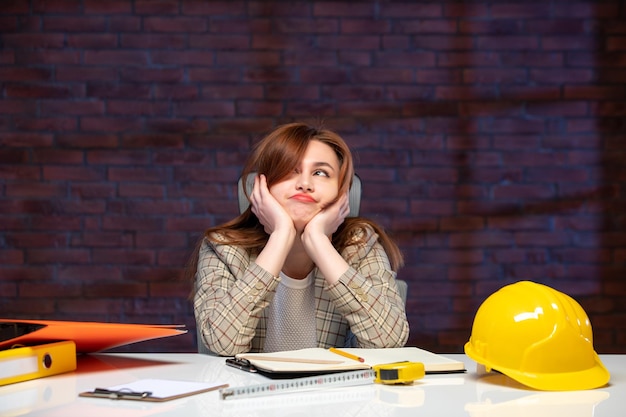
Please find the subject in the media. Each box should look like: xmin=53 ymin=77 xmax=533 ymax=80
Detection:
xmin=238 ymin=173 xmax=256 ymax=214
xmin=347 ymin=174 xmax=361 ymax=217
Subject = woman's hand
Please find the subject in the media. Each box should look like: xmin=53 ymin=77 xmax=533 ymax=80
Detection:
xmin=250 ymin=174 xmax=297 ymax=278
xmin=249 ymin=174 xmax=295 ymax=236
xmin=300 ymin=192 xmax=351 ymax=284
xmin=302 ymin=192 xmax=350 ymax=239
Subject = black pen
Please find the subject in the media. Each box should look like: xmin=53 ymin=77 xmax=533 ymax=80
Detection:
xmin=225 ymin=358 xmax=257 ymax=373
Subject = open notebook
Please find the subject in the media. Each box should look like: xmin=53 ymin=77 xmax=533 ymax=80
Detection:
xmin=232 ymin=347 xmax=465 ymax=378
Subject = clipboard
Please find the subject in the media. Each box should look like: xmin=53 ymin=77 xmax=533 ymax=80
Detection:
xmin=80 ymin=379 xmax=229 ymax=402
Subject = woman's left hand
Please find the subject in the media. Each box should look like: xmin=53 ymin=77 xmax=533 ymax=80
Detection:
xmin=303 ymin=192 xmax=350 ymax=239
xmin=300 ymin=192 xmax=351 ymax=284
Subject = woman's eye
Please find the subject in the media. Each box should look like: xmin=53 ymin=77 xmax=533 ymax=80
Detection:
xmin=313 ymin=169 xmax=329 ymax=177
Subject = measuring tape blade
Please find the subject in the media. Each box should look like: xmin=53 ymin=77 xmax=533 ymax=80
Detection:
xmin=219 ymin=369 xmax=376 ymax=401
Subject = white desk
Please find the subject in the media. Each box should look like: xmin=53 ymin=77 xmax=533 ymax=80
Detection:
xmin=2 ymin=353 xmax=623 ymax=417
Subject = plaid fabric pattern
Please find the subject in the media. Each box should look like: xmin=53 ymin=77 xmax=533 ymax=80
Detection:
xmin=194 ymin=226 xmax=409 ymax=356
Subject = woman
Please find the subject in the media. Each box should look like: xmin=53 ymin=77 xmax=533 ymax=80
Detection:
xmin=189 ymin=122 xmax=409 ymax=356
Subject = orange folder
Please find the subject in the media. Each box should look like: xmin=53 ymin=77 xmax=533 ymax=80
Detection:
xmin=0 ymin=319 xmax=186 ymax=353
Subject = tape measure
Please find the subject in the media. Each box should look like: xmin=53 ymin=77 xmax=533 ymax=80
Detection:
xmin=220 ymin=362 xmax=425 ymax=400
xmin=220 ymin=369 xmax=376 ymax=400
xmin=373 ymin=361 xmax=425 ymax=385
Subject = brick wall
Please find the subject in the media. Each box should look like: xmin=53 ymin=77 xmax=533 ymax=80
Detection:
xmin=1 ymin=0 xmax=625 ymax=353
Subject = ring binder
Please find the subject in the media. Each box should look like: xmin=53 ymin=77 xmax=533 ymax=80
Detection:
xmin=0 ymin=340 xmax=77 ymax=386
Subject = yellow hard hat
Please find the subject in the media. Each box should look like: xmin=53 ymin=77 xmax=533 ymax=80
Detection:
xmin=464 ymin=281 xmax=610 ymax=391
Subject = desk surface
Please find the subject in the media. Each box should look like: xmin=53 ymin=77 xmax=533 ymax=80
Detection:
xmin=1 ymin=353 xmax=623 ymax=417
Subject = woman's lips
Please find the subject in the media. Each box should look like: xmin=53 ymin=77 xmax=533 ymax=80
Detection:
xmin=291 ymin=193 xmax=316 ymax=203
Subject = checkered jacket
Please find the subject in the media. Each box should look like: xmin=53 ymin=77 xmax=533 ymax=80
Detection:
xmin=194 ymin=225 xmax=409 ymax=356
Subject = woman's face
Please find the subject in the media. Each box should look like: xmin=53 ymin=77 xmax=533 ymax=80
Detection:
xmin=269 ymin=140 xmax=341 ymax=229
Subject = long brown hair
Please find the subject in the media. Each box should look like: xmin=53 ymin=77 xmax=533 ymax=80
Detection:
xmin=186 ymin=123 xmax=403 ymax=285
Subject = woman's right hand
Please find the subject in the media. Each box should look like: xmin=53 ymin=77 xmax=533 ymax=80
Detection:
xmin=250 ymin=174 xmax=297 ymax=278
xmin=249 ymin=174 xmax=295 ymax=236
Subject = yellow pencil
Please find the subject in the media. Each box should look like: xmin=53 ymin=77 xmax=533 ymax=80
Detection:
xmin=329 ymin=347 xmax=365 ymax=363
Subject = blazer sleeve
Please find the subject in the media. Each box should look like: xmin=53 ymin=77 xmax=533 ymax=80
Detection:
xmin=193 ymin=238 xmax=279 ymax=356
xmin=325 ymin=227 xmax=409 ymax=348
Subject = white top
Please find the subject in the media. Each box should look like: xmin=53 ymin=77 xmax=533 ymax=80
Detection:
xmin=263 ymin=271 xmax=317 ymax=352
xmin=3 ymin=353 xmax=624 ymax=417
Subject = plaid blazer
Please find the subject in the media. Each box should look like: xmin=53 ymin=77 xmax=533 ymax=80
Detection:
xmin=194 ymin=225 xmax=409 ymax=356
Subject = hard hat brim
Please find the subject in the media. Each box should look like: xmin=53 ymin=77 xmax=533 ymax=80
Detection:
xmin=466 ymin=347 xmax=610 ymax=391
